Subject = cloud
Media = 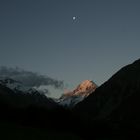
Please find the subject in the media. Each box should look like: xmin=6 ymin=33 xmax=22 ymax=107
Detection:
xmin=0 ymin=66 xmax=64 ymax=90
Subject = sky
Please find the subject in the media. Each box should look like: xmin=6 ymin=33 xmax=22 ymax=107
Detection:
xmin=0 ymin=0 xmax=140 ymax=97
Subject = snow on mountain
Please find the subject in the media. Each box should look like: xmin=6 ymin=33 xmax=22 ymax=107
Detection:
xmin=0 ymin=78 xmax=97 ymax=108
xmin=0 ymin=78 xmax=48 ymax=95
xmin=0 ymin=78 xmax=30 ymax=92
xmin=56 ymin=80 xmax=97 ymax=108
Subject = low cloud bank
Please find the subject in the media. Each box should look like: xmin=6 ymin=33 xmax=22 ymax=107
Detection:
xmin=0 ymin=66 xmax=64 ymax=94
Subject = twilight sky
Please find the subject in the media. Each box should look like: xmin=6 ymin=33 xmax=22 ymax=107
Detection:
xmin=0 ymin=0 xmax=140 ymax=97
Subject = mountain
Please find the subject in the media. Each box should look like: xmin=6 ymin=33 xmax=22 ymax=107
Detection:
xmin=0 ymin=78 xmax=48 ymax=94
xmin=0 ymin=78 xmax=59 ymax=110
xmin=0 ymin=82 xmax=84 ymax=140
xmin=1 ymin=60 xmax=140 ymax=139
xmin=75 ymin=59 xmax=140 ymax=125
xmin=0 ymin=78 xmax=32 ymax=93
xmin=57 ymin=80 xmax=97 ymax=107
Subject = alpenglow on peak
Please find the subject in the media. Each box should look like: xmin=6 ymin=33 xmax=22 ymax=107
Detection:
xmin=56 ymin=80 xmax=97 ymax=107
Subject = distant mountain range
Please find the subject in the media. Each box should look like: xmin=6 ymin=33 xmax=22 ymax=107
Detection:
xmin=1 ymin=59 xmax=140 ymax=139
xmin=0 ymin=78 xmax=59 ymax=110
xmin=0 ymin=78 xmax=97 ymax=108
xmin=0 ymin=78 xmax=49 ymax=95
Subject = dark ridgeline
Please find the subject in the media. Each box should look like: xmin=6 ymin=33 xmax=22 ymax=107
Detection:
xmin=0 ymin=81 xmax=83 ymax=139
xmin=74 ymin=59 xmax=140 ymax=139
xmin=0 ymin=59 xmax=140 ymax=139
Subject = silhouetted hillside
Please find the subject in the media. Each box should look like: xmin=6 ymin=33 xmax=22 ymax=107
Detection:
xmin=74 ymin=59 xmax=140 ymax=139
xmin=0 ymin=84 xmax=83 ymax=139
xmin=0 ymin=83 xmax=59 ymax=110
xmin=1 ymin=59 xmax=140 ymax=139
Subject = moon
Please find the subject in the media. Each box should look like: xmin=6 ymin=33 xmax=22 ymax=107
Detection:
xmin=73 ymin=17 xmax=76 ymax=20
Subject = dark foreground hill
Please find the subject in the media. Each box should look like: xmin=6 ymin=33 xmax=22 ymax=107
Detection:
xmin=74 ymin=59 xmax=140 ymax=139
xmin=0 ymin=83 xmax=84 ymax=140
xmin=1 ymin=59 xmax=140 ymax=140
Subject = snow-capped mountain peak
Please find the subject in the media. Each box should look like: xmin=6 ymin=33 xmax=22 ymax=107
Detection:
xmin=57 ymin=80 xmax=97 ymax=108
xmin=73 ymin=80 xmax=97 ymax=96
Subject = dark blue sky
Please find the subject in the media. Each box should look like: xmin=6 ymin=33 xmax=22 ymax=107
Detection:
xmin=0 ymin=0 xmax=140 ymax=97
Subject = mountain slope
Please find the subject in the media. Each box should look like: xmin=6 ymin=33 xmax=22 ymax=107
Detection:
xmin=0 ymin=78 xmax=48 ymax=94
xmin=57 ymin=80 xmax=97 ymax=107
xmin=75 ymin=59 xmax=140 ymax=123
xmin=0 ymin=82 xmax=85 ymax=139
xmin=0 ymin=82 xmax=59 ymax=110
